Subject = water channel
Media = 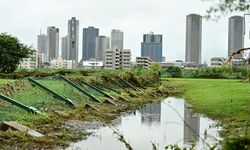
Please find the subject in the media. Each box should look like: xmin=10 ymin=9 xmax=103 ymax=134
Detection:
xmin=68 ymin=97 xmax=221 ymax=150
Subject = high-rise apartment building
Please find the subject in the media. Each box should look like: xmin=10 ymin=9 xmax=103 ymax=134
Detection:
xmin=82 ymin=26 xmax=99 ymax=60
xmin=228 ymin=16 xmax=244 ymax=58
xmin=68 ymin=17 xmax=79 ymax=62
xmin=37 ymin=34 xmax=47 ymax=54
xmin=185 ymin=14 xmax=202 ymax=65
xmin=61 ymin=35 xmax=68 ymax=59
xmin=47 ymin=26 xmax=59 ymax=61
xmin=95 ymin=36 xmax=110 ymax=61
xmin=141 ymin=32 xmax=163 ymax=62
xmin=37 ymin=33 xmax=47 ymax=62
xmin=111 ymin=29 xmax=123 ymax=50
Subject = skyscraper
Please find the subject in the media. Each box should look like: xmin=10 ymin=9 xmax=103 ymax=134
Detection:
xmin=228 ymin=16 xmax=244 ymax=58
xmin=82 ymin=26 xmax=99 ymax=60
xmin=185 ymin=14 xmax=202 ymax=64
xmin=95 ymin=36 xmax=110 ymax=61
xmin=61 ymin=35 xmax=68 ymax=59
xmin=111 ymin=29 xmax=123 ymax=50
xmin=47 ymin=26 xmax=59 ymax=61
xmin=37 ymin=34 xmax=47 ymax=55
xmin=141 ymin=32 xmax=163 ymax=62
xmin=68 ymin=17 xmax=79 ymax=62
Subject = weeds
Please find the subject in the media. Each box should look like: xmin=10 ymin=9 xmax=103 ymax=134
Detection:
xmin=110 ymin=126 xmax=133 ymax=150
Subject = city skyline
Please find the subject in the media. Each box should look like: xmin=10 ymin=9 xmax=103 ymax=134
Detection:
xmin=37 ymin=14 xmax=247 ymax=64
xmin=1 ymin=0 xmax=249 ymax=63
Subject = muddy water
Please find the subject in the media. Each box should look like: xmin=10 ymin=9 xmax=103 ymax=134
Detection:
xmin=68 ymin=97 xmax=221 ymax=150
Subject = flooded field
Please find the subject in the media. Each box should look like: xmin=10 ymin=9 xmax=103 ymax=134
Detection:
xmin=68 ymin=97 xmax=221 ymax=150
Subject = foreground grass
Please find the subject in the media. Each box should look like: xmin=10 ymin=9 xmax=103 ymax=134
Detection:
xmin=0 ymin=71 xmax=169 ymax=149
xmin=167 ymin=78 xmax=250 ymax=149
xmin=0 ymin=79 xmax=14 ymax=84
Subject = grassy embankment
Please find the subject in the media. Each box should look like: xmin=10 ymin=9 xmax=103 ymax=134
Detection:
xmin=0 ymin=79 xmax=14 ymax=84
xmin=0 ymin=70 xmax=173 ymax=149
xmin=166 ymin=78 xmax=250 ymax=149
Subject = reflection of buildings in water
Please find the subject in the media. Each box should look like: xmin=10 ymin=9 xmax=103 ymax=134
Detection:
xmin=184 ymin=103 xmax=200 ymax=144
xmin=140 ymin=103 xmax=161 ymax=126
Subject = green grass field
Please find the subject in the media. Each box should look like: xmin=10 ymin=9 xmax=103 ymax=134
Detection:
xmin=167 ymin=78 xmax=250 ymax=119
xmin=0 ymin=79 xmax=14 ymax=84
xmin=166 ymin=78 xmax=250 ymax=147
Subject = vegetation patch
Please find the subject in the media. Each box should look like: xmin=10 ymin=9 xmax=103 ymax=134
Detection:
xmin=161 ymin=67 xmax=249 ymax=79
xmin=0 ymin=70 xmax=175 ymax=149
xmin=167 ymin=78 xmax=250 ymax=149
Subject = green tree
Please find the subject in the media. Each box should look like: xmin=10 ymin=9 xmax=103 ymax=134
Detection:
xmin=149 ymin=63 xmax=161 ymax=72
xmin=166 ymin=66 xmax=182 ymax=78
xmin=205 ymin=0 xmax=250 ymax=19
xmin=0 ymin=33 xmax=35 ymax=73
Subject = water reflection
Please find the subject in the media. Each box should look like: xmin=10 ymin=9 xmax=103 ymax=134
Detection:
xmin=68 ymin=97 xmax=220 ymax=150
xmin=140 ymin=103 xmax=161 ymax=126
xmin=184 ymin=103 xmax=200 ymax=144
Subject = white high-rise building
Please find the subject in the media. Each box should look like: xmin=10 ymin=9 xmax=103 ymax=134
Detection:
xmin=185 ymin=14 xmax=202 ymax=65
xmin=47 ymin=26 xmax=59 ymax=61
xmin=111 ymin=29 xmax=123 ymax=50
xmin=228 ymin=16 xmax=244 ymax=58
xmin=95 ymin=36 xmax=110 ymax=61
xmin=68 ymin=17 xmax=79 ymax=62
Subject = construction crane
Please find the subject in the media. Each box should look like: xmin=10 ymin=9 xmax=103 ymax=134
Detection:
xmin=224 ymin=47 xmax=250 ymax=66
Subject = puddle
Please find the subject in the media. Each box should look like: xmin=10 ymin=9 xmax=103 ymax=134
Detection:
xmin=68 ymin=97 xmax=221 ymax=150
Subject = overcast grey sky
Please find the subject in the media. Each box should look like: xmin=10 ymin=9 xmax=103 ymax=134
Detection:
xmin=0 ymin=0 xmax=247 ymax=63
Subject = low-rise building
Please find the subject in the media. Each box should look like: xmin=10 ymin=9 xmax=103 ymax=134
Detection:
xmin=19 ymin=51 xmax=38 ymax=69
xmin=136 ymin=57 xmax=152 ymax=69
xmin=210 ymin=57 xmax=226 ymax=68
xmin=153 ymin=60 xmax=205 ymax=69
xmin=104 ymin=49 xmax=131 ymax=69
xmin=82 ymin=60 xmax=104 ymax=69
xmin=50 ymin=57 xmax=73 ymax=69
xmin=231 ymin=58 xmax=245 ymax=67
